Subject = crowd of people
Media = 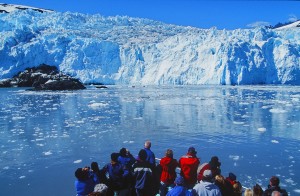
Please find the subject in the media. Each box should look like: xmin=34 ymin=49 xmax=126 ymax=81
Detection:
xmin=74 ymin=140 xmax=288 ymax=196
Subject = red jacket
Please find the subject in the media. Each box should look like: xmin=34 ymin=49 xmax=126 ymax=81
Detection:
xmin=159 ymin=157 xmax=178 ymax=184
xmin=179 ymin=153 xmax=200 ymax=185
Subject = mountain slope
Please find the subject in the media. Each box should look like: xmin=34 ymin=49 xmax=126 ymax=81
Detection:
xmin=0 ymin=6 xmax=300 ymax=85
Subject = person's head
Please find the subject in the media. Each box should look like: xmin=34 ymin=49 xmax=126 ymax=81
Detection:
xmin=165 ymin=149 xmax=173 ymax=158
xmin=75 ymin=167 xmax=89 ymax=181
xmin=244 ymin=188 xmax=253 ymax=196
xmin=187 ymin=146 xmax=197 ymax=156
xmin=202 ymin=170 xmax=213 ymax=182
xmin=175 ymin=176 xmax=185 ymax=186
xmin=110 ymin=153 xmax=119 ymax=164
xmin=271 ymin=191 xmax=281 ymax=196
xmin=228 ymin=172 xmax=237 ymax=181
xmin=209 ymin=156 xmax=221 ymax=169
xmin=233 ymin=181 xmax=243 ymax=196
xmin=138 ymin=149 xmax=147 ymax=161
xmin=91 ymin=162 xmax=99 ymax=172
xmin=119 ymin=148 xmax=127 ymax=157
xmin=269 ymin=176 xmax=280 ymax=187
xmin=215 ymin=175 xmax=225 ymax=185
xmin=144 ymin=140 xmax=151 ymax=149
xmin=253 ymin=184 xmax=263 ymax=196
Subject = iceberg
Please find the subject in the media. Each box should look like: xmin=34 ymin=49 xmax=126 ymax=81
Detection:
xmin=0 ymin=7 xmax=300 ymax=85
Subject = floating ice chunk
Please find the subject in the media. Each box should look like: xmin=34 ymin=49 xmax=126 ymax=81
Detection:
xmin=233 ymin=121 xmax=244 ymax=125
xmin=3 ymin=166 xmax=9 ymax=170
xmin=262 ymin=105 xmax=271 ymax=109
xmin=74 ymin=160 xmax=82 ymax=164
xmin=12 ymin=116 xmax=26 ymax=120
xmin=257 ymin=127 xmax=266 ymax=132
xmin=44 ymin=151 xmax=52 ymax=156
xmin=294 ymin=189 xmax=300 ymax=193
xmin=269 ymin=108 xmax=287 ymax=113
xmin=88 ymin=103 xmax=108 ymax=109
xmin=19 ymin=176 xmax=26 ymax=179
xmin=123 ymin=140 xmax=134 ymax=144
xmin=229 ymin=155 xmax=240 ymax=161
xmin=271 ymin=140 xmax=279 ymax=143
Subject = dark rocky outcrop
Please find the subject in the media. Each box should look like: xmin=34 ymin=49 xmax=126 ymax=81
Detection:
xmin=0 ymin=64 xmax=86 ymax=90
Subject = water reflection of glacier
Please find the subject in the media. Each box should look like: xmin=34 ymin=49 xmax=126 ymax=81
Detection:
xmin=0 ymin=86 xmax=299 ymax=195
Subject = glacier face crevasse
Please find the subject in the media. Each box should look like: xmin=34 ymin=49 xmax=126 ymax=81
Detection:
xmin=0 ymin=10 xmax=300 ymax=85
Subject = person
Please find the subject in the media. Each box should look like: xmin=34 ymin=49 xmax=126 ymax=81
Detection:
xmin=197 ymin=156 xmax=221 ymax=182
xmin=192 ymin=170 xmax=221 ymax=196
xmin=143 ymin=140 xmax=156 ymax=167
xmin=253 ymin=184 xmax=263 ymax=196
xmin=263 ymin=176 xmax=288 ymax=196
xmin=91 ymin=162 xmax=108 ymax=185
xmin=225 ymin=172 xmax=237 ymax=185
xmin=159 ymin=149 xmax=179 ymax=196
xmin=75 ymin=167 xmax=97 ymax=196
xmin=102 ymin=153 xmax=130 ymax=196
xmin=132 ymin=149 xmax=155 ymax=196
xmin=117 ymin=148 xmax=136 ymax=194
xmin=214 ymin=174 xmax=234 ymax=196
xmin=179 ymin=147 xmax=200 ymax=189
xmin=118 ymin=147 xmax=136 ymax=171
xmin=232 ymin=181 xmax=243 ymax=196
xmin=166 ymin=176 xmax=192 ymax=196
xmin=244 ymin=188 xmax=253 ymax=196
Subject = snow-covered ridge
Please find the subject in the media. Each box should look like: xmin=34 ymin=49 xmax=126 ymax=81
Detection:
xmin=0 ymin=6 xmax=300 ymax=85
xmin=275 ymin=20 xmax=300 ymax=30
xmin=0 ymin=3 xmax=53 ymax=13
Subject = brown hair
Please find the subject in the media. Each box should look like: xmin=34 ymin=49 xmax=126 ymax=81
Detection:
xmin=165 ymin=149 xmax=173 ymax=158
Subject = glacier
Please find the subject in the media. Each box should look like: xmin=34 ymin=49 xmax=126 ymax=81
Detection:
xmin=0 ymin=9 xmax=300 ymax=85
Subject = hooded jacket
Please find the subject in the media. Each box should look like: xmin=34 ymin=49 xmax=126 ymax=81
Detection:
xmin=159 ymin=157 xmax=178 ymax=184
xmin=193 ymin=180 xmax=222 ymax=196
xmin=179 ymin=153 xmax=200 ymax=185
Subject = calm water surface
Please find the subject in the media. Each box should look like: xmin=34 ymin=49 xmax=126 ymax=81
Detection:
xmin=0 ymin=85 xmax=299 ymax=195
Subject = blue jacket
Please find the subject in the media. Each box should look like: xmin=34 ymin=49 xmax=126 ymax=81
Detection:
xmin=144 ymin=148 xmax=155 ymax=166
xmin=102 ymin=162 xmax=129 ymax=190
xmin=75 ymin=178 xmax=95 ymax=196
xmin=167 ymin=185 xmax=193 ymax=196
xmin=118 ymin=154 xmax=136 ymax=171
xmin=133 ymin=160 xmax=154 ymax=192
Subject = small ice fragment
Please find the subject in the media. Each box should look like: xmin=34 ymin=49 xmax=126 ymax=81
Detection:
xmin=271 ymin=140 xmax=279 ymax=144
xmin=19 ymin=176 xmax=26 ymax=179
xmin=258 ymin=128 xmax=266 ymax=132
xmin=74 ymin=160 xmax=82 ymax=164
xmin=269 ymin=108 xmax=287 ymax=113
xmin=44 ymin=151 xmax=52 ymax=156
xmin=229 ymin=155 xmax=240 ymax=161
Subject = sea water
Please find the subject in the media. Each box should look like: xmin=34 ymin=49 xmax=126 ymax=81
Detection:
xmin=0 ymin=85 xmax=299 ymax=195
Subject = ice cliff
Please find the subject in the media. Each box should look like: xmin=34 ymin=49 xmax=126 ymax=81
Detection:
xmin=0 ymin=6 xmax=300 ymax=85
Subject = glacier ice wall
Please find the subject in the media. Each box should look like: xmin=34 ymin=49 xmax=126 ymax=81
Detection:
xmin=0 ymin=10 xmax=299 ymax=85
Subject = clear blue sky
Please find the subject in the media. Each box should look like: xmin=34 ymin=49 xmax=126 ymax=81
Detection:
xmin=3 ymin=0 xmax=300 ymax=29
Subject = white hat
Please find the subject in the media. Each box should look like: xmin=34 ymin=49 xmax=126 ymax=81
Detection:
xmin=94 ymin=183 xmax=108 ymax=193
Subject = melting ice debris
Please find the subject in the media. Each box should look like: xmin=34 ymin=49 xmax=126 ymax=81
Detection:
xmin=269 ymin=108 xmax=287 ymax=113
xmin=257 ymin=127 xmax=267 ymax=132
xmin=19 ymin=176 xmax=26 ymax=179
xmin=0 ymin=9 xmax=300 ymax=85
xmin=73 ymin=159 xmax=82 ymax=164
xmin=88 ymin=102 xmax=109 ymax=109
xmin=229 ymin=155 xmax=240 ymax=161
xmin=271 ymin=140 xmax=279 ymax=144
xmin=43 ymin=151 xmax=52 ymax=156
